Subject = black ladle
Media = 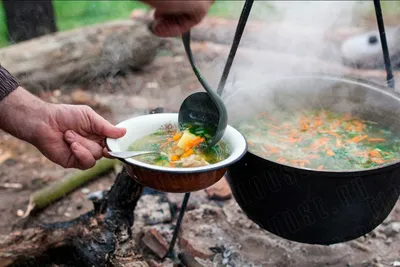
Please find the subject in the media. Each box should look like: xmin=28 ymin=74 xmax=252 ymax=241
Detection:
xmin=179 ymin=31 xmax=228 ymax=147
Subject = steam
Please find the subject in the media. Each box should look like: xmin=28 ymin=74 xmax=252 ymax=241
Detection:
xmin=100 ymin=1 xmax=394 ymax=125
xmin=215 ymin=1 xmax=377 ymax=123
xmin=220 ymin=1 xmax=361 ymax=88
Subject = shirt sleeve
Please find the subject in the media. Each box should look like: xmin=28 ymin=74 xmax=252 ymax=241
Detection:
xmin=0 ymin=65 xmax=20 ymax=102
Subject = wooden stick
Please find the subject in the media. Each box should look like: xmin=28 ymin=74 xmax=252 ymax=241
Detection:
xmin=24 ymin=158 xmax=118 ymax=217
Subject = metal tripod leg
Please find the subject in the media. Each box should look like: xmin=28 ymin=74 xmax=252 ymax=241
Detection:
xmin=163 ymin=192 xmax=191 ymax=260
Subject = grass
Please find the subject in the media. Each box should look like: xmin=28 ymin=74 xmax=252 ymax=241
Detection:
xmin=0 ymin=1 xmax=249 ymax=48
xmin=0 ymin=1 xmax=398 ymax=48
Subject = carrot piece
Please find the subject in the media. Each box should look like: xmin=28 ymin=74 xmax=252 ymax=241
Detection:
xmin=367 ymin=138 xmax=386 ymax=143
xmin=181 ymin=149 xmax=194 ymax=158
xmin=277 ymin=158 xmax=287 ymax=163
xmin=268 ymin=147 xmax=280 ymax=154
xmin=170 ymin=163 xmax=176 ymax=167
xmin=173 ymin=132 xmax=183 ymax=141
xmin=317 ymin=165 xmax=324 ymax=170
xmin=326 ymin=150 xmax=335 ymax=156
xmin=368 ymin=150 xmax=382 ymax=158
xmin=300 ymin=122 xmax=309 ymax=131
xmin=347 ymin=135 xmax=368 ymax=143
xmin=191 ymin=137 xmax=205 ymax=148
xmin=314 ymin=119 xmax=322 ymax=127
xmin=327 ymin=130 xmax=341 ymax=138
xmin=371 ymin=158 xmax=385 ymax=164
xmin=171 ymin=155 xmax=180 ymax=161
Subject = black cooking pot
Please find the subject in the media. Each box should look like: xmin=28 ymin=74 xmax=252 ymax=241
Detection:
xmin=224 ymin=74 xmax=400 ymax=245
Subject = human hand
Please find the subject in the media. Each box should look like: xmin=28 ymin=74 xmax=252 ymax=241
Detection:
xmin=142 ymin=0 xmax=214 ymax=37
xmin=0 ymin=87 xmax=126 ymax=170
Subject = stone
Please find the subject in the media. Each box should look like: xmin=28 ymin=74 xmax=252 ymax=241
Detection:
xmin=141 ymin=229 xmax=168 ymax=259
xmin=136 ymin=195 xmax=172 ymax=225
xmin=166 ymin=191 xmax=209 ymax=211
xmin=383 ymin=222 xmax=400 ymax=238
xmin=222 ymin=201 xmax=259 ymax=229
xmin=205 ymin=177 xmax=232 ymax=201
xmin=179 ymin=236 xmax=215 ymax=260
xmin=80 ymin=188 xmax=90 ymax=194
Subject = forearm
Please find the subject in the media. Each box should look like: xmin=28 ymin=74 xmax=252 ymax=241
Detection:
xmin=0 ymin=70 xmax=48 ymax=143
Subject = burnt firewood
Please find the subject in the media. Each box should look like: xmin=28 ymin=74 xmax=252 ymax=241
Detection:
xmin=0 ymin=169 xmax=146 ymax=267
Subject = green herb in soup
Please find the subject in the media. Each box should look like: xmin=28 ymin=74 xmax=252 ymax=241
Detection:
xmin=129 ymin=123 xmax=230 ymax=168
xmin=236 ymin=109 xmax=400 ymax=170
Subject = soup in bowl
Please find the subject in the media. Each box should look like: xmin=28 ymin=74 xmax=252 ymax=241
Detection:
xmin=106 ymin=113 xmax=247 ymax=193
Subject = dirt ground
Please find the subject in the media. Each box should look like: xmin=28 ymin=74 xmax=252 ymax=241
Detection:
xmin=1 ymin=35 xmax=400 ymax=266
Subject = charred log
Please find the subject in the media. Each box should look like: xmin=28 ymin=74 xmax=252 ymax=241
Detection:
xmin=0 ymin=169 xmax=146 ymax=267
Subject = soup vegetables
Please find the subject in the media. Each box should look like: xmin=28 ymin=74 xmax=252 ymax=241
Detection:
xmin=129 ymin=123 xmax=230 ymax=168
xmin=236 ymin=109 xmax=400 ymax=171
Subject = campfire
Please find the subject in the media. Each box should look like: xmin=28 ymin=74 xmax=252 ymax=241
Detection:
xmin=1 ymin=1 xmax=400 ymax=267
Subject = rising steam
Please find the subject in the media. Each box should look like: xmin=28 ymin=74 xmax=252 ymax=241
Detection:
xmin=215 ymin=1 xmax=383 ymax=123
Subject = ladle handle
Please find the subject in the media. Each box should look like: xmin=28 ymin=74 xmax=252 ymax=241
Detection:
xmin=181 ymin=31 xmax=223 ymax=105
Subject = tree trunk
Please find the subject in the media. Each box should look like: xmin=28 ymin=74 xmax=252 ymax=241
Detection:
xmin=3 ymin=0 xmax=57 ymax=43
xmin=0 ymin=20 xmax=162 ymax=93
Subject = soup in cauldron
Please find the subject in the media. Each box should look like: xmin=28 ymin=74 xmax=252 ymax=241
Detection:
xmin=128 ymin=123 xmax=231 ymax=168
xmin=236 ymin=109 xmax=400 ymax=170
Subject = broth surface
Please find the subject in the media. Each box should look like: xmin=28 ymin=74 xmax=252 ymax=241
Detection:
xmin=129 ymin=123 xmax=230 ymax=168
xmin=236 ymin=109 xmax=400 ymax=170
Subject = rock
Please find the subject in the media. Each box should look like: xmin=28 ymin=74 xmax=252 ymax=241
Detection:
xmin=136 ymin=195 xmax=172 ymax=225
xmin=80 ymin=188 xmax=90 ymax=194
xmin=204 ymin=177 xmax=232 ymax=201
xmin=179 ymin=236 xmax=215 ymax=260
xmin=166 ymin=191 xmax=209 ymax=211
xmin=178 ymin=205 xmax=227 ymax=260
xmin=146 ymin=258 xmax=175 ymax=267
xmin=222 ymin=201 xmax=259 ymax=229
xmin=383 ymin=222 xmax=400 ymax=238
xmin=141 ymin=229 xmax=168 ymax=259
xmin=16 ymin=210 xmax=24 ymax=217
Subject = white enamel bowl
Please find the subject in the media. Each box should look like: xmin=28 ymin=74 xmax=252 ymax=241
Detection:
xmin=106 ymin=113 xmax=247 ymax=193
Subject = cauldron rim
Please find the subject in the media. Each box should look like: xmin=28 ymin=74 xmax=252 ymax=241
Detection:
xmin=226 ymin=73 xmax=400 ymax=175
